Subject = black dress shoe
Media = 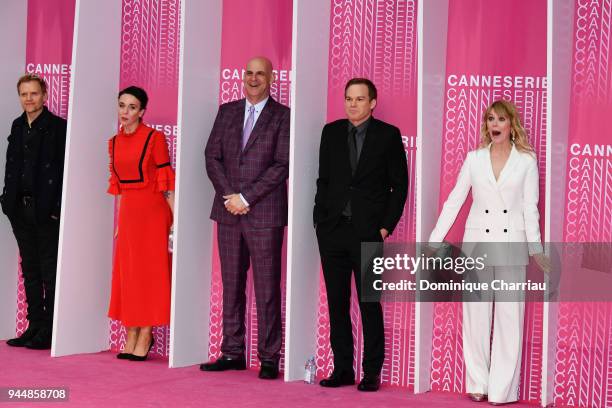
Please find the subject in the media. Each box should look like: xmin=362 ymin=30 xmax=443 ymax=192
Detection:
xmin=24 ymin=328 xmax=52 ymax=350
xmin=200 ymin=355 xmax=247 ymax=371
xmin=357 ymin=374 xmax=381 ymax=392
xmin=319 ymin=370 xmax=355 ymax=387
xmin=116 ymin=352 xmax=133 ymax=360
xmin=129 ymin=335 xmax=155 ymax=362
xmin=6 ymin=327 xmax=39 ymax=347
xmin=258 ymin=361 xmax=279 ymax=380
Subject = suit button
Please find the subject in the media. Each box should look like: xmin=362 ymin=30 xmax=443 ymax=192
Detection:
xmin=45 ymin=163 xmax=50 ymax=168
xmin=48 ymin=179 xmax=53 ymax=184
xmin=503 ymin=209 xmax=507 ymax=213
xmin=485 ymin=209 xmax=489 ymax=213
xmin=485 ymin=229 xmax=490 ymax=233
xmin=504 ymin=229 xmax=508 ymax=233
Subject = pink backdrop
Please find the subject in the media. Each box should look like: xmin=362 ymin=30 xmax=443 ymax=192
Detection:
xmin=17 ymin=2 xmax=612 ymax=404
xmin=207 ymin=0 xmax=293 ymax=370
xmin=16 ymin=0 xmax=76 ymax=337
xmin=109 ymin=0 xmax=182 ymax=356
xmin=317 ymin=0 xmax=418 ymax=387
xmin=431 ymin=0 xmax=547 ymax=403
xmin=554 ymin=1 xmax=612 ymax=406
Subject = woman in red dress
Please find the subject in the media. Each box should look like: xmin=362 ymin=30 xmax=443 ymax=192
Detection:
xmin=107 ymin=86 xmax=175 ymax=361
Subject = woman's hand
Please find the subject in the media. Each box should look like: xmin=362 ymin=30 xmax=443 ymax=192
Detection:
xmin=533 ymin=252 xmax=551 ymax=275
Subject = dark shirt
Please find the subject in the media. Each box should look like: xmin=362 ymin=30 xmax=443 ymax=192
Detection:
xmin=342 ymin=117 xmax=371 ymax=217
xmin=349 ymin=117 xmax=369 ymax=162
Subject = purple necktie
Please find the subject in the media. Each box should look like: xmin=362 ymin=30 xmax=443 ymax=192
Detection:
xmin=242 ymin=105 xmax=255 ymax=149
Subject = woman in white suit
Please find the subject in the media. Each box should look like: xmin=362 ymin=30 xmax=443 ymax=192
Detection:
xmin=429 ymin=100 xmax=549 ymax=405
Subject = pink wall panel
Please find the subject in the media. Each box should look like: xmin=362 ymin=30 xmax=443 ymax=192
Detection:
xmin=17 ymin=0 xmax=76 ymax=337
xmin=109 ymin=0 xmax=182 ymax=357
xmin=430 ymin=1 xmax=547 ymax=403
xmin=554 ymin=1 xmax=612 ymax=406
xmin=207 ymin=0 xmax=293 ymax=370
xmin=316 ymin=0 xmax=418 ymax=388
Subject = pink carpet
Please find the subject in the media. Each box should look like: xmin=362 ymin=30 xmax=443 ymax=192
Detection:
xmin=0 ymin=342 xmax=536 ymax=407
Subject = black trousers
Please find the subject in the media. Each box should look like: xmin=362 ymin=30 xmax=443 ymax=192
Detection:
xmin=316 ymin=219 xmax=384 ymax=376
xmin=9 ymin=201 xmax=60 ymax=330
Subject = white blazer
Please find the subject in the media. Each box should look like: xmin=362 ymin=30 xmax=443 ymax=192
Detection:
xmin=429 ymin=143 xmax=543 ymax=266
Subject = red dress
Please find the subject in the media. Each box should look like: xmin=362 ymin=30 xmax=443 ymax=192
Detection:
xmin=107 ymin=123 xmax=175 ymax=326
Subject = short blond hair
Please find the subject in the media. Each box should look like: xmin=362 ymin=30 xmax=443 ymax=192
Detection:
xmin=17 ymin=74 xmax=47 ymax=95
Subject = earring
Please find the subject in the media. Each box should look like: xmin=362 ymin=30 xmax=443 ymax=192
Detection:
xmin=511 ymin=131 xmax=515 ymax=141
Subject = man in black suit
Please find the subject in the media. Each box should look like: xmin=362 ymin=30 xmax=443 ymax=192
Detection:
xmin=314 ymin=78 xmax=408 ymax=391
xmin=1 ymin=74 xmax=66 ymax=349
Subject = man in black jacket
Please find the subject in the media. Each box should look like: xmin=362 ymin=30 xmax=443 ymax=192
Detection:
xmin=1 ymin=74 xmax=66 ymax=349
xmin=314 ymin=78 xmax=408 ymax=391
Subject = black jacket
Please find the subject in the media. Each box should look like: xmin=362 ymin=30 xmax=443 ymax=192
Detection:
xmin=1 ymin=107 xmax=67 ymax=222
xmin=313 ymin=117 xmax=408 ymax=238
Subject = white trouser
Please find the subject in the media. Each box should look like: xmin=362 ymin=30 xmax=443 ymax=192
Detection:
xmin=463 ymin=266 xmax=526 ymax=403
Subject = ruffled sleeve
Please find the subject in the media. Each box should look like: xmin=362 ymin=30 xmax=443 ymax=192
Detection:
xmin=107 ymin=138 xmax=121 ymax=195
xmin=152 ymin=132 xmax=175 ymax=192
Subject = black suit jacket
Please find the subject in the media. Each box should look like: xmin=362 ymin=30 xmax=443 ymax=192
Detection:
xmin=313 ymin=117 xmax=408 ymax=238
xmin=1 ymin=107 xmax=67 ymax=222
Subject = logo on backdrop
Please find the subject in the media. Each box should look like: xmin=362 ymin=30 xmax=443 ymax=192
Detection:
xmin=565 ymin=145 xmax=612 ymax=240
xmin=328 ymin=0 xmax=417 ymax=97
xmin=443 ymin=73 xmax=547 ymax=188
xmin=25 ymin=64 xmax=72 ymax=119
xmin=149 ymin=123 xmax=178 ymax=165
xmin=120 ymin=0 xmax=180 ymax=86
xmin=572 ymin=0 xmax=611 ymax=102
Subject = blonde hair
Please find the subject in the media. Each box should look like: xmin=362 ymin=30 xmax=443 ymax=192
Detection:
xmin=479 ymin=100 xmax=533 ymax=153
xmin=17 ymin=74 xmax=47 ymax=94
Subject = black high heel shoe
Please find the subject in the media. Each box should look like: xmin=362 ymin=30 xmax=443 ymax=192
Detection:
xmin=116 ymin=351 xmax=133 ymax=360
xmin=129 ymin=335 xmax=155 ymax=362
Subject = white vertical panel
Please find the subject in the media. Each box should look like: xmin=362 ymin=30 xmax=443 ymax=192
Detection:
xmin=169 ymin=0 xmax=222 ymax=368
xmin=52 ymin=0 xmax=122 ymax=356
xmin=415 ymin=0 xmax=449 ymax=394
xmin=0 ymin=0 xmax=27 ymax=340
xmin=542 ymin=0 xmax=573 ymax=405
xmin=284 ymin=0 xmax=331 ymax=381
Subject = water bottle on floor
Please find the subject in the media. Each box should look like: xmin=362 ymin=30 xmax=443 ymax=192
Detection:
xmin=304 ymin=356 xmax=316 ymax=384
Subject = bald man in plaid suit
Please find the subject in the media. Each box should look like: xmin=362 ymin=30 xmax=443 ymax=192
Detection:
xmin=201 ymin=57 xmax=290 ymax=380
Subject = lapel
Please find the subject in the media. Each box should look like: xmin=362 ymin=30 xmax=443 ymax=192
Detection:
xmin=227 ymin=101 xmax=246 ymax=156
xmin=242 ymin=98 xmax=274 ymax=154
xmin=338 ymin=120 xmax=353 ymax=179
xmin=483 ymin=143 xmax=520 ymax=187
xmin=352 ymin=117 xmax=377 ymax=179
xmin=496 ymin=144 xmax=520 ymax=187
xmin=483 ymin=144 xmax=497 ymax=186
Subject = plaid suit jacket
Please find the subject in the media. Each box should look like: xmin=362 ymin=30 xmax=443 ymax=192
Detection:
xmin=205 ymin=97 xmax=290 ymax=228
